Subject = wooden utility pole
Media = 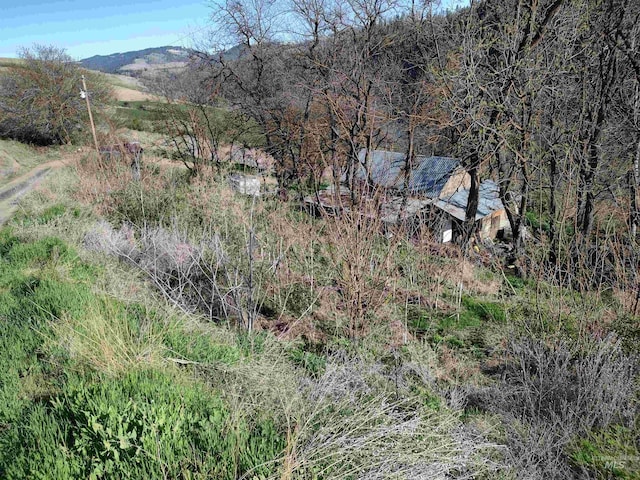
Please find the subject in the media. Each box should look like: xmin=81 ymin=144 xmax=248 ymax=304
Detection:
xmin=81 ymin=75 xmax=100 ymax=154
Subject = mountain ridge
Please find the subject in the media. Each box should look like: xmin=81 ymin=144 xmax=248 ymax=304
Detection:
xmin=79 ymin=46 xmax=192 ymax=75
xmin=79 ymin=44 xmax=246 ymax=77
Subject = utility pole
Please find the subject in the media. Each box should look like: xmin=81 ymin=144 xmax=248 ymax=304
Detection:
xmin=81 ymin=75 xmax=100 ymax=154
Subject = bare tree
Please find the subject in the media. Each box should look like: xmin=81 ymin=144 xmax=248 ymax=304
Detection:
xmin=437 ymin=0 xmax=567 ymax=249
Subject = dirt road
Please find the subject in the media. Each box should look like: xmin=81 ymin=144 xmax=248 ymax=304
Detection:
xmin=0 ymin=158 xmax=68 ymax=225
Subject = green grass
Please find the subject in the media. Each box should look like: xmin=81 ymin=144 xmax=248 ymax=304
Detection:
xmin=288 ymin=344 xmax=327 ymax=376
xmin=3 ymin=369 xmax=284 ymax=479
xmin=113 ymin=101 xmax=166 ymax=131
xmin=0 ymin=228 xmax=285 ymax=479
xmin=0 ymin=230 xmax=95 ymax=427
xmin=461 ymin=296 xmax=507 ymax=323
xmin=12 ymin=203 xmax=82 ymax=227
xmin=525 ymin=210 xmax=551 ymax=234
xmin=406 ymin=296 xmax=507 ymax=355
xmin=570 ymin=426 xmax=640 ymax=479
xmin=164 ymin=326 xmax=242 ymax=365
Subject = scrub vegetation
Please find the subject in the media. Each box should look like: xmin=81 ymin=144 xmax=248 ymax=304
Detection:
xmin=0 ymin=0 xmax=639 ymax=478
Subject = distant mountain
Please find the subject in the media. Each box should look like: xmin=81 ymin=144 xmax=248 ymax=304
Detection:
xmin=79 ymin=46 xmax=192 ymax=75
xmin=79 ymin=44 xmax=252 ymax=79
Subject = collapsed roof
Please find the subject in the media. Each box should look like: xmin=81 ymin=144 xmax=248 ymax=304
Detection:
xmin=356 ymin=149 xmax=461 ymax=198
xmin=434 ymin=180 xmax=505 ymax=221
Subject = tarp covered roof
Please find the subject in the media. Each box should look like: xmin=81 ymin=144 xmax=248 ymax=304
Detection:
xmin=356 ymin=149 xmax=461 ymax=197
xmin=433 ymin=180 xmax=505 ymax=221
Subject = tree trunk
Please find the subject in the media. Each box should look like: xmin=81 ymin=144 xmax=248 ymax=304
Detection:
xmin=548 ymin=152 xmax=559 ymax=267
xmin=400 ymin=121 xmax=416 ymax=219
xmin=631 ymin=138 xmax=640 ymax=238
xmin=462 ymin=158 xmax=480 ymax=247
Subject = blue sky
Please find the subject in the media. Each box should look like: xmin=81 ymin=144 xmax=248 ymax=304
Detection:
xmin=0 ymin=0 xmax=212 ymax=59
xmin=0 ymin=0 xmax=469 ymax=60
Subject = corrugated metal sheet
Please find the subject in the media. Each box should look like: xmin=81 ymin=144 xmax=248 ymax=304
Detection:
xmin=356 ymin=149 xmax=460 ymax=197
xmin=433 ymin=180 xmax=505 ymax=221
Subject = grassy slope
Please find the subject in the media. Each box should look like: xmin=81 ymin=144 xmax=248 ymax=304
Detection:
xmin=0 ymin=163 xmax=505 ymax=479
xmin=90 ymin=69 xmax=158 ymax=102
xmin=101 ymin=72 xmax=145 ymax=91
xmin=0 ymin=58 xmax=22 ymax=70
xmin=0 ymin=171 xmax=286 ymax=478
xmin=0 ymin=74 xmax=637 ymax=477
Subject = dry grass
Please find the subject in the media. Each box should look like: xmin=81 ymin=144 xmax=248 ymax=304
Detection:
xmin=0 ymin=57 xmax=23 ymax=70
xmin=51 ymin=299 xmax=166 ymax=376
xmin=112 ymin=86 xmax=159 ymax=102
xmin=74 ymin=147 xmax=165 ymax=217
xmin=98 ymin=71 xmax=160 ymax=101
xmin=264 ymin=355 xmax=502 ymax=480
xmin=0 ymin=139 xmax=63 ymax=186
xmin=100 ymin=72 xmax=145 ymax=90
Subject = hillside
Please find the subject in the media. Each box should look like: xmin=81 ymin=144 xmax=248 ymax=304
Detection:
xmin=1 ymin=1 xmax=640 ymax=478
xmin=79 ymin=46 xmax=192 ymax=75
xmin=0 ymin=57 xmax=23 ymax=74
xmin=101 ymin=73 xmax=160 ymax=102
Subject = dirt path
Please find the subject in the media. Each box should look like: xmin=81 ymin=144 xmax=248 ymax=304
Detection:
xmin=1 ymin=159 xmax=68 ymax=192
xmin=0 ymin=158 xmax=69 ymax=225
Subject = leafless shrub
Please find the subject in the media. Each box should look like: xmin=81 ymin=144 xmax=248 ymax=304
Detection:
xmin=506 ymin=336 xmax=634 ymax=430
xmin=161 ymin=100 xmax=260 ymax=175
xmin=228 ymin=145 xmax=274 ymax=172
xmin=301 ymin=353 xmax=384 ymax=403
xmin=137 ymin=226 xmax=199 ymax=278
xmin=499 ymin=420 xmax=577 ymax=480
xmin=267 ymin=353 xmax=503 ymax=480
xmin=321 ymin=188 xmax=401 ymax=338
xmin=83 ymin=218 xmax=265 ymax=330
xmin=131 ymin=226 xmax=248 ymax=324
xmin=83 ymin=220 xmax=138 ymax=260
xmin=465 ymin=336 xmax=638 ymax=479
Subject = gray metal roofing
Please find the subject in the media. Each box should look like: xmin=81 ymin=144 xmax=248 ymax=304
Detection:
xmin=433 ymin=180 xmax=505 ymax=221
xmin=356 ymin=149 xmax=461 ymax=197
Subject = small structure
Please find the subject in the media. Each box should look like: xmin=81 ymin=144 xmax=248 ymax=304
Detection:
xmin=432 ymin=180 xmax=509 ymax=241
xmin=305 ymin=149 xmax=510 ymax=243
xmin=228 ymin=173 xmax=261 ymax=196
xmin=99 ymin=141 xmax=143 ymax=181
